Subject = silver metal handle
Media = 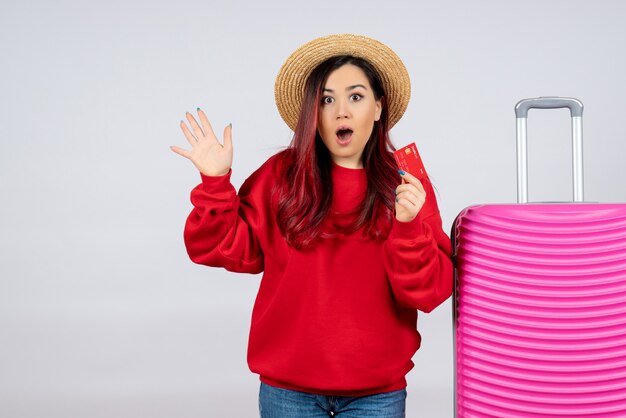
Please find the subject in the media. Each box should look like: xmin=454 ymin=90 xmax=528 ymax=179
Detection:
xmin=514 ymin=97 xmax=584 ymax=203
xmin=515 ymin=97 xmax=583 ymax=118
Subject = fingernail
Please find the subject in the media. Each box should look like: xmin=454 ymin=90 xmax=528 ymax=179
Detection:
xmin=197 ymin=107 xmax=201 ymax=112
xmin=398 ymin=170 xmax=405 ymax=175
xmin=396 ymin=197 xmax=399 ymax=202
xmin=229 ymin=123 xmax=232 ymax=128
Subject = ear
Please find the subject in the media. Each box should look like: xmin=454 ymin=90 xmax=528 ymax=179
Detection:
xmin=374 ymin=98 xmax=383 ymax=122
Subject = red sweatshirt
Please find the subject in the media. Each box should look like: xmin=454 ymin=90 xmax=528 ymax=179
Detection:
xmin=184 ymin=151 xmax=453 ymax=396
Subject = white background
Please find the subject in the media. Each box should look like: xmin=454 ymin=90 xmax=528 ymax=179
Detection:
xmin=2 ymin=0 xmax=626 ymax=417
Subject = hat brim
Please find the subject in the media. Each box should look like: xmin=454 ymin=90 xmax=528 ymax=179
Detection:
xmin=274 ymin=34 xmax=411 ymax=132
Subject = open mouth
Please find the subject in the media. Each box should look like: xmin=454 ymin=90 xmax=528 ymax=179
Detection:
xmin=336 ymin=128 xmax=353 ymax=145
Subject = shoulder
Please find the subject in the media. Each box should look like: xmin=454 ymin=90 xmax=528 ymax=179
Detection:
xmin=246 ymin=149 xmax=292 ymax=181
xmin=240 ymin=149 xmax=293 ymax=193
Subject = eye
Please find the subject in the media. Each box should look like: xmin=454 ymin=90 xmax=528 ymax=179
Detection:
xmin=321 ymin=96 xmax=334 ymax=105
xmin=350 ymin=94 xmax=363 ymax=101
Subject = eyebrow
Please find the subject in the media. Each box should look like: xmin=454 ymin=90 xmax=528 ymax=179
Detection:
xmin=322 ymin=84 xmax=369 ymax=93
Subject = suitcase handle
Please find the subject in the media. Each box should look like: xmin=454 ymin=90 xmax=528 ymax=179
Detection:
xmin=514 ymin=97 xmax=584 ymax=203
xmin=515 ymin=97 xmax=583 ymax=118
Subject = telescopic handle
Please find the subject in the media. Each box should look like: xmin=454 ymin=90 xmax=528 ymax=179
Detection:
xmin=514 ymin=97 xmax=584 ymax=203
xmin=515 ymin=97 xmax=584 ymax=118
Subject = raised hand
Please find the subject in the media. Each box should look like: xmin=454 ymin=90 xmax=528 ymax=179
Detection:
xmin=170 ymin=108 xmax=233 ymax=176
xmin=395 ymin=170 xmax=426 ymax=223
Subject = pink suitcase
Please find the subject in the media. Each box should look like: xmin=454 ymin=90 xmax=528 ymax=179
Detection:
xmin=452 ymin=97 xmax=626 ymax=417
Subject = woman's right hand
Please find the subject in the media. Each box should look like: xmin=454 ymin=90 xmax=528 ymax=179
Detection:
xmin=171 ymin=108 xmax=233 ymax=176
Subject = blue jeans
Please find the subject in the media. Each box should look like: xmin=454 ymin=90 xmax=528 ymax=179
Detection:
xmin=259 ymin=382 xmax=406 ymax=417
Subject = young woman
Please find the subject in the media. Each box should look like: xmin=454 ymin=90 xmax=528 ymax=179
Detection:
xmin=171 ymin=34 xmax=453 ymax=418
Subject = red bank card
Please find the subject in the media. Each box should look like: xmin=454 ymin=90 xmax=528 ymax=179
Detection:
xmin=393 ymin=142 xmax=427 ymax=180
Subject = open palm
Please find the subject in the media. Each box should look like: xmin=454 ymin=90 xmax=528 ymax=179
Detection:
xmin=171 ymin=109 xmax=233 ymax=177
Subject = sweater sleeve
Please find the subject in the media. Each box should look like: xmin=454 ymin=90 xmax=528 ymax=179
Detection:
xmin=183 ymin=169 xmax=264 ymax=274
xmin=383 ymin=179 xmax=453 ymax=312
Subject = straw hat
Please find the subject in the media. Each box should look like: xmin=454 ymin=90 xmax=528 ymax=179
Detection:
xmin=274 ymin=34 xmax=411 ymax=132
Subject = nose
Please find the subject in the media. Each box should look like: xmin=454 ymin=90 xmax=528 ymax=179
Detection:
xmin=336 ymin=99 xmax=350 ymax=119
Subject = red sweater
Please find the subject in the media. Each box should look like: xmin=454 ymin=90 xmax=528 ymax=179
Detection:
xmin=184 ymin=151 xmax=453 ymax=396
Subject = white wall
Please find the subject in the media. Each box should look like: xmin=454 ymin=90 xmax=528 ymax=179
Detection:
xmin=2 ymin=0 xmax=626 ymax=416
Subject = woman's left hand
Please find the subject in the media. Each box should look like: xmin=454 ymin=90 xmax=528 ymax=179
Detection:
xmin=395 ymin=170 xmax=426 ymax=223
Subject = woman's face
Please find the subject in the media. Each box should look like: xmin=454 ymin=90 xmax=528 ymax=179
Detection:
xmin=317 ymin=64 xmax=382 ymax=169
